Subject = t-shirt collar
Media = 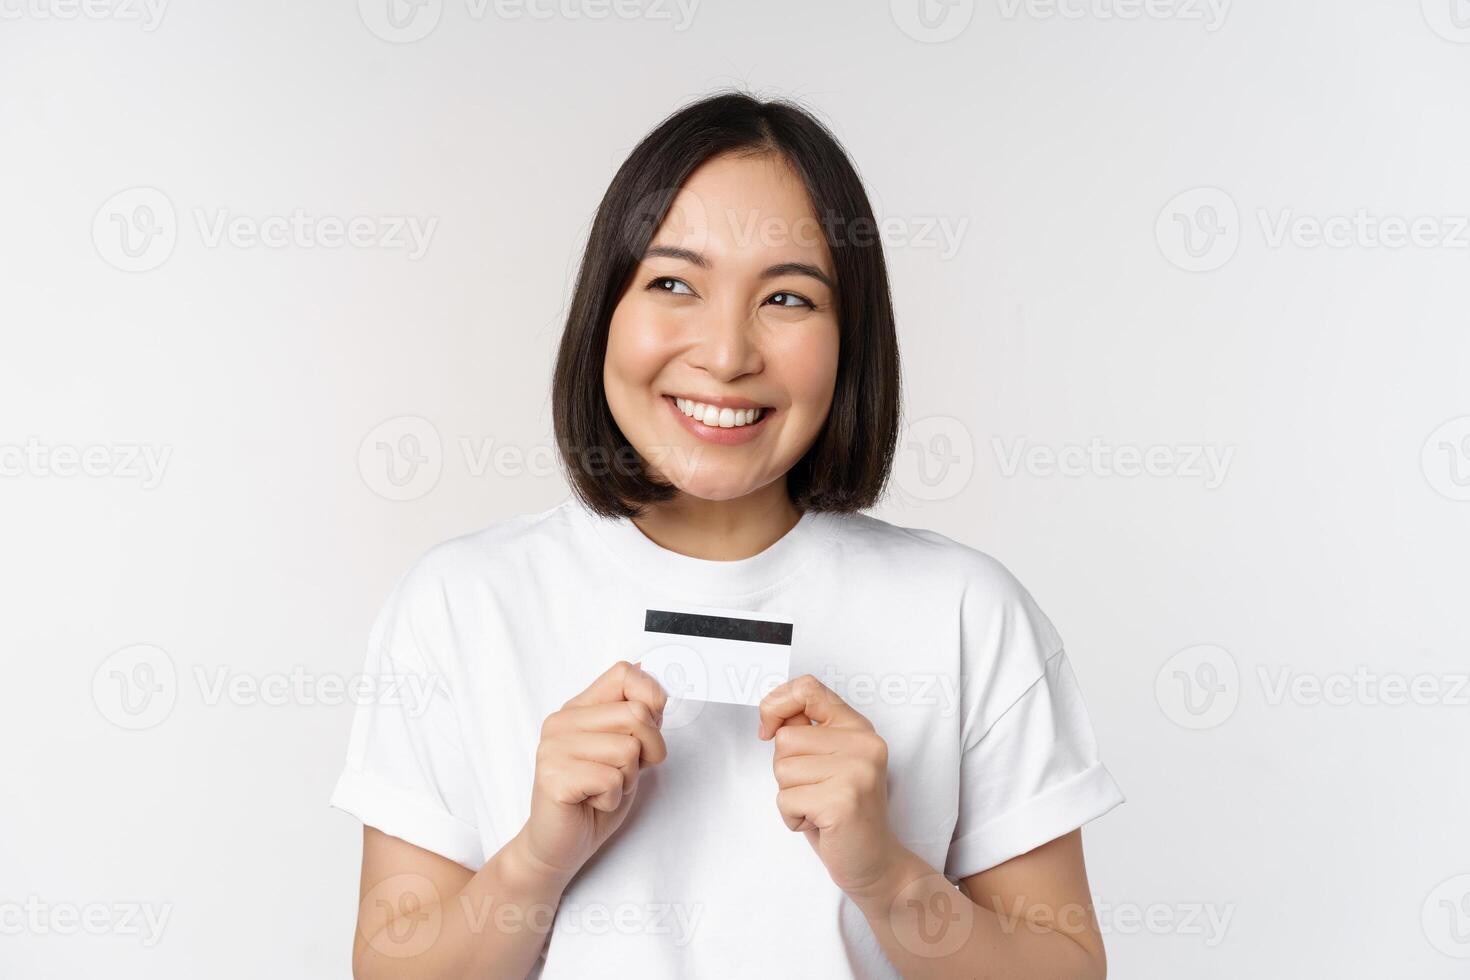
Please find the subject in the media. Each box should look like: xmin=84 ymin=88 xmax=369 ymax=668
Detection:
xmin=568 ymin=493 xmax=835 ymax=600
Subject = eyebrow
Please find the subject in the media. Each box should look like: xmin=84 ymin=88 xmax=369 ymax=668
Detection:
xmin=643 ymin=245 xmax=835 ymax=293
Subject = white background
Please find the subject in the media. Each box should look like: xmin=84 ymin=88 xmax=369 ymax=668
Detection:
xmin=3 ymin=1 xmax=1468 ymax=976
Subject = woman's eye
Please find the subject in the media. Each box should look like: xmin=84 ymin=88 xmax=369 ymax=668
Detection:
xmin=766 ymin=291 xmax=814 ymax=310
xmin=648 ymin=277 xmax=695 ymax=296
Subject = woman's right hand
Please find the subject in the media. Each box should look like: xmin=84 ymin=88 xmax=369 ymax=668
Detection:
xmin=516 ymin=660 xmax=669 ymax=883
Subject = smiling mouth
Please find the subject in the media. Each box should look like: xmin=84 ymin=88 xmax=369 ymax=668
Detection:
xmin=667 ymin=395 xmax=772 ymax=429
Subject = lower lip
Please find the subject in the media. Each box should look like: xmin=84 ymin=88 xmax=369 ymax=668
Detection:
xmin=663 ymin=395 xmax=773 ymax=445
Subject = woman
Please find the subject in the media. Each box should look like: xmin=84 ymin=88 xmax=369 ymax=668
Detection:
xmin=332 ymin=90 xmax=1126 ymax=979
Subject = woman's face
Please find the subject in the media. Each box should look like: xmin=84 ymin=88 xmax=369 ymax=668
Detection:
xmin=603 ymin=152 xmax=840 ymax=503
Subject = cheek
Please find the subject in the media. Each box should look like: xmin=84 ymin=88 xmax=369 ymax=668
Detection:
xmin=769 ymin=321 xmax=840 ymax=415
xmin=605 ymin=303 xmax=670 ymax=395
xmin=607 ymin=297 xmax=683 ymax=384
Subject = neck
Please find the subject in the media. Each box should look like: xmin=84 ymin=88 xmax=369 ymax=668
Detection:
xmin=629 ymin=481 xmax=802 ymax=561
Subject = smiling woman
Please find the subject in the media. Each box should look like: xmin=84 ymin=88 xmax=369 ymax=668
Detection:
xmin=552 ymin=94 xmax=901 ymax=529
xmin=331 ymin=91 xmax=1125 ymax=980
xmin=601 ymin=151 xmax=844 ymax=499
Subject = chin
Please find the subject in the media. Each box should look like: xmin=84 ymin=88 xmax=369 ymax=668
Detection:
xmin=664 ymin=472 xmax=762 ymax=503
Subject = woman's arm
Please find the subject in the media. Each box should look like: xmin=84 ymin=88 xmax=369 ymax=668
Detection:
xmin=348 ymin=660 xmax=669 ymax=979
xmin=850 ymin=829 xmax=1106 ymax=980
xmin=352 ymin=825 xmax=573 ymax=980
xmin=758 ymin=674 xmax=1107 ymax=980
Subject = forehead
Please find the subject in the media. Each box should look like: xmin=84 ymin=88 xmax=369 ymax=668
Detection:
xmin=652 ymin=152 xmax=833 ymax=270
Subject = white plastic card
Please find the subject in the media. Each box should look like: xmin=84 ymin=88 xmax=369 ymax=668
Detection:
xmin=637 ymin=602 xmax=795 ymax=708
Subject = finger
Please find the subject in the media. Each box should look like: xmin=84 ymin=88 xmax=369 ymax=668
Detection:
xmin=773 ymin=710 xmax=812 ymax=733
xmin=542 ymin=758 xmax=625 ymax=812
xmin=772 ymin=751 xmax=837 ymax=790
xmin=564 ymin=660 xmax=639 ymax=706
xmin=572 ymin=659 xmax=668 ymax=727
xmin=622 ymin=662 xmax=669 ymax=726
xmin=771 ymin=724 xmax=877 ymax=762
xmin=547 ymin=701 xmax=668 ymax=765
xmin=548 ymin=732 xmax=643 ymax=794
xmin=774 ymin=784 xmax=827 ymax=833
xmin=758 ymin=674 xmax=869 ymax=739
xmin=565 ymin=660 xmax=667 ymax=724
xmin=768 ymin=721 xmax=837 ymax=761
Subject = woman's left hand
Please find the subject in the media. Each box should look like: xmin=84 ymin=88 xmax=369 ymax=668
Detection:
xmin=757 ymin=674 xmax=906 ymax=899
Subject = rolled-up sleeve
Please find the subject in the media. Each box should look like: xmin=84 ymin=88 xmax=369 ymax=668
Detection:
xmin=329 ymin=565 xmax=485 ymax=872
xmin=945 ymin=647 xmax=1125 ymax=880
xmin=943 ymin=554 xmax=1125 ymax=881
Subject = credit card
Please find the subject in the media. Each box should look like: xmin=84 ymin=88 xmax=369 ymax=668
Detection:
xmin=638 ymin=602 xmax=795 ymax=708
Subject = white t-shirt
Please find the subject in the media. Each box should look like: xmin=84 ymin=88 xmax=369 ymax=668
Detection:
xmin=330 ymin=494 xmax=1125 ymax=978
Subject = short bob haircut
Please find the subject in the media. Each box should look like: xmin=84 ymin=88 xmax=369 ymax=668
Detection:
xmin=552 ymin=90 xmax=901 ymax=519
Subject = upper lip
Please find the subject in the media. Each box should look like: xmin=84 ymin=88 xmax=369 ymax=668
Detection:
xmin=665 ymin=393 xmax=772 ymax=410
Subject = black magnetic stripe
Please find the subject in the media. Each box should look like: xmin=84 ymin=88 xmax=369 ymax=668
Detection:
xmin=644 ymin=609 xmax=793 ymax=646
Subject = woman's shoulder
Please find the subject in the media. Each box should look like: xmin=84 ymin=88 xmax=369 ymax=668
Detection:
xmin=833 ymin=510 xmax=1065 ymax=689
xmin=827 ymin=509 xmax=1035 ymax=598
xmin=386 ymin=496 xmax=583 ymax=601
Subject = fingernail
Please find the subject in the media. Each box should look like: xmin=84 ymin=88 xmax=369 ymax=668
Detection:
xmin=758 ymin=722 xmax=767 ymax=739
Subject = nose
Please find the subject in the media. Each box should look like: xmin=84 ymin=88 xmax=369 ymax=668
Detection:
xmin=688 ymin=296 xmax=764 ymax=381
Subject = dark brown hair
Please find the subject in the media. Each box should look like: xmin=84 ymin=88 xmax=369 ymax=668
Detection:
xmin=552 ymin=89 xmax=901 ymax=519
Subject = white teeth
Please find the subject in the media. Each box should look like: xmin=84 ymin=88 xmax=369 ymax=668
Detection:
xmin=674 ymin=397 xmax=765 ymax=428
